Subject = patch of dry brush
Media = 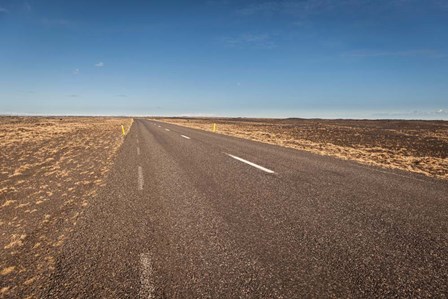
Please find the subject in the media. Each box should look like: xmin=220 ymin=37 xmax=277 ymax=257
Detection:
xmin=0 ymin=116 xmax=132 ymax=298
xmin=158 ymin=118 xmax=448 ymax=180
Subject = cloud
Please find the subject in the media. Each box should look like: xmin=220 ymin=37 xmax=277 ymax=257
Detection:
xmin=95 ymin=62 xmax=105 ymax=67
xmin=236 ymin=2 xmax=280 ymax=16
xmin=434 ymin=0 xmax=448 ymax=9
xmin=372 ymin=109 xmax=448 ymax=119
xmin=206 ymin=0 xmax=230 ymax=5
xmin=420 ymin=109 xmax=448 ymax=116
xmin=220 ymin=33 xmax=277 ymax=49
xmin=41 ymin=18 xmax=74 ymax=27
xmin=0 ymin=7 xmax=9 ymax=13
xmin=234 ymin=1 xmax=345 ymax=17
xmin=235 ymin=0 xmax=448 ymax=18
xmin=73 ymin=68 xmax=80 ymax=75
xmin=343 ymin=49 xmax=447 ymax=58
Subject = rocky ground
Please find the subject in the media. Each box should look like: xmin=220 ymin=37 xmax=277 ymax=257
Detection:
xmin=0 ymin=117 xmax=132 ymax=298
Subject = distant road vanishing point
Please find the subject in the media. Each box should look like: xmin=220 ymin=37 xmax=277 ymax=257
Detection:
xmin=43 ymin=119 xmax=447 ymax=298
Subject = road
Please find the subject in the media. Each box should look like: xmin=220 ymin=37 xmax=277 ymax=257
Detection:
xmin=42 ymin=119 xmax=448 ymax=298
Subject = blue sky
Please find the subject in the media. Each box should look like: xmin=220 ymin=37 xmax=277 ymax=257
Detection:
xmin=0 ymin=0 xmax=447 ymax=119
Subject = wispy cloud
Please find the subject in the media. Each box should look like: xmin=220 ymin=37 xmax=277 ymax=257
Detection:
xmin=206 ymin=0 xmax=230 ymax=6
xmin=234 ymin=0 xmax=345 ymax=17
xmin=220 ymin=33 xmax=277 ymax=49
xmin=73 ymin=68 xmax=80 ymax=75
xmin=24 ymin=2 xmax=31 ymax=12
xmin=373 ymin=109 xmax=448 ymax=119
xmin=236 ymin=2 xmax=280 ymax=16
xmin=343 ymin=49 xmax=447 ymax=58
xmin=235 ymin=0 xmax=448 ymax=18
xmin=0 ymin=7 xmax=9 ymax=14
xmin=434 ymin=0 xmax=448 ymax=9
xmin=41 ymin=18 xmax=75 ymax=27
xmin=95 ymin=62 xmax=105 ymax=67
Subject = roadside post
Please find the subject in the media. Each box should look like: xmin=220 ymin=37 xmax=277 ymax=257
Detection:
xmin=212 ymin=123 xmax=217 ymax=133
xmin=121 ymin=125 xmax=125 ymax=136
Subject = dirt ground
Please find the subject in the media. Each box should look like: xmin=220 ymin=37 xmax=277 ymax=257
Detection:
xmin=0 ymin=116 xmax=132 ymax=298
xmin=158 ymin=118 xmax=448 ymax=180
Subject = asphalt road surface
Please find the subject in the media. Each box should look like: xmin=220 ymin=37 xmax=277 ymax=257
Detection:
xmin=42 ymin=119 xmax=448 ymax=298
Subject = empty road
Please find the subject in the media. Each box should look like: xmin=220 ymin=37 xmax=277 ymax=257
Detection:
xmin=42 ymin=119 xmax=448 ymax=298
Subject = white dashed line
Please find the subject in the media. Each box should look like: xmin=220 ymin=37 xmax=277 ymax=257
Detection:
xmin=181 ymin=135 xmax=191 ymax=139
xmin=136 ymin=138 xmax=139 ymax=144
xmin=138 ymin=166 xmax=144 ymax=190
xmin=137 ymin=147 xmax=140 ymax=155
xmin=165 ymin=129 xmax=170 ymax=131
xmin=139 ymin=253 xmax=155 ymax=299
xmin=158 ymin=126 xmax=161 ymax=128
xmin=225 ymin=153 xmax=275 ymax=174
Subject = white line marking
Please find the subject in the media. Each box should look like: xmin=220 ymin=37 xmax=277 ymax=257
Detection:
xmin=181 ymin=135 xmax=191 ymax=139
xmin=137 ymin=147 xmax=141 ymax=155
xmin=139 ymin=253 xmax=155 ymax=299
xmin=136 ymin=138 xmax=139 ymax=144
xmin=138 ymin=166 xmax=144 ymax=190
xmin=165 ymin=129 xmax=170 ymax=131
xmin=225 ymin=153 xmax=275 ymax=174
xmin=158 ymin=126 xmax=161 ymax=128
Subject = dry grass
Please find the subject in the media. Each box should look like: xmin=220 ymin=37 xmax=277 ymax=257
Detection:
xmin=0 ymin=116 xmax=132 ymax=298
xmin=157 ymin=118 xmax=448 ymax=180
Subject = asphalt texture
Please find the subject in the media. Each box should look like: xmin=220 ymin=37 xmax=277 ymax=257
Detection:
xmin=42 ymin=119 xmax=448 ymax=298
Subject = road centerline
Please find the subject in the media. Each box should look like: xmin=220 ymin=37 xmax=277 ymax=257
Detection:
xmin=181 ymin=135 xmax=191 ymax=139
xmin=225 ymin=153 xmax=275 ymax=174
xmin=138 ymin=166 xmax=144 ymax=190
xmin=165 ymin=129 xmax=170 ymax=131
xmin=137 ymin=147 xmax=141 ymax=155
xmin=139 ymin=253 xmax=155 ymax=299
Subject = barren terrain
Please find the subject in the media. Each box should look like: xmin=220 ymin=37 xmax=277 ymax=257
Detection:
xmin=158 ymin=118 xmax=448 ymax=180
xmin=0 ymin=117 xmax=132 ymax=298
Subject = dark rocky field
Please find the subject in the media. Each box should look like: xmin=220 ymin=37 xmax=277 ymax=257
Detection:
xmin=0 ymin=117 xmax=132 ymax=298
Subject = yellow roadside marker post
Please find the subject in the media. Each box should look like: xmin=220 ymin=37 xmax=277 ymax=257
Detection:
xmin=121 ymin=125 xmax=125 ymax=136
xmin=212 ymin=123 xmax=217 ymax=133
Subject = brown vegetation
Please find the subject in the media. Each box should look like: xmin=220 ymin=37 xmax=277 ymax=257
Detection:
xmin=0 ymin=116 xmax=132 ymax=298
xmin=158 ymin=118 xmax=448 ymax=180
